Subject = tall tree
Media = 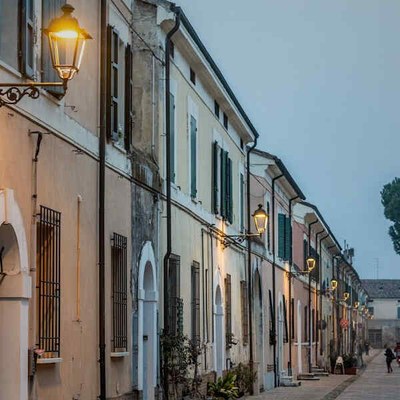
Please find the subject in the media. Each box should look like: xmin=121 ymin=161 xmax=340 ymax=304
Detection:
xmin=381 ymin=177 xmax=400 ymax=255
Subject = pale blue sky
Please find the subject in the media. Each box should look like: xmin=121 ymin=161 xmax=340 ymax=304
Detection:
xmin=175 ymin=0 xmax=400 ymax=278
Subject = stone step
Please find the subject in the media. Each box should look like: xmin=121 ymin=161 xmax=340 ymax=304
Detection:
xmin=297 ymin=373 xmax=320 ymax=381
xmin=313 ymin=371 xmax=329 ymax=377
xmin=280 ymin=375 xmax=302 ymax=387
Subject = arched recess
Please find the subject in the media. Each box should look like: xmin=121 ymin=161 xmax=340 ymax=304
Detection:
xmin=253 ymin=268 xmax=265 ymax=390
xmin=137 ymin=241 xmax=158 ymax=400
xmin=213 ymin=269 xmax=224 ymax=377
xmin=297 ymin=300 xmax=303 ymax=374
xmin=0 ymin=189 xmax=31 ymax=400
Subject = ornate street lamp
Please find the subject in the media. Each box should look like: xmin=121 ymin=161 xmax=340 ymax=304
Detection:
xmin=0 ymin=4 xmax=91 ymax=106
xmin=221 ymin=204 xmax=268 ymax=248
xmin=354 ymin=301 xmax=360 ymax=309
xmin=343 ymin=292 xmax=350 ymax=301
xmin=306 ymin=256 xmax=316 ymax=272
xmin=330 ymin=279 xmax=338 ymax=291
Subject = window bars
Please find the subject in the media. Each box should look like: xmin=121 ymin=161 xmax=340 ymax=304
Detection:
xmin=36 ymin=205 xmax=61 ymax=358
xmin=111 ymin=233 xmax=128 ymax=352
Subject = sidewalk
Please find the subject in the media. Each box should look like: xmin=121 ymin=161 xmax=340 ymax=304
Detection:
xmin=249 ymin=349 xmax=379 ymax=400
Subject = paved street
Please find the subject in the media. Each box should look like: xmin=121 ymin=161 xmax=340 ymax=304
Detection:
xmin=250 ymin=349 xmax=398 ymax=400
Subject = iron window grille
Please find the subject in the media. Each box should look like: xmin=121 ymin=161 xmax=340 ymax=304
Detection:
xmin=240 ymin=281 xmax=249 ymax=345
xmin=111 ymin=233 xmax=128 ymax=352
xmin=225 ymin=274 xmax=233 ymax=348
xmin=191 ymin=262 xmax=200 ymax=344
xmin=168 ymin=254 xmax=182 ymax=336
xmin=36 ymin=205 xmax=61 ymax=358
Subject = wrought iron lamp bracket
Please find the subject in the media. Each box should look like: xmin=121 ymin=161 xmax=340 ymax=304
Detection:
xmin=221 ymin=232 xmax=260 ymax=249
xmin=0 ymin=81 xmax=67 ymax=107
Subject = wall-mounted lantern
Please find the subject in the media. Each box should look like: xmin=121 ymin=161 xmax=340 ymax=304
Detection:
xmin=0 ymin=4 xmax=92 ymax=106
xmin=343 ymin=292 xmax=350 ymax=301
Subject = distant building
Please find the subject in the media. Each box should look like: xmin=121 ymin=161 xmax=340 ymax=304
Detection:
xmin=362 ymin=279 xmax=400 ymax=348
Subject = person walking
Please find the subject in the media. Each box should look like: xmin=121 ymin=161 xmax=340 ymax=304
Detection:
xmin=384 ymin=346 xmax=395 ymax=373
xmin=364 ymin=341 xmax=370 ymax=356
xmin=394 ymin=342 xmax=400 ymax=367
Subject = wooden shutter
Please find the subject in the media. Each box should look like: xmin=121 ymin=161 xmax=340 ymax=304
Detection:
xmin=240 ymin=281 xmax=249 ymax=345
xmin=269 ymin=289 xmax=275 ymax=345
xmin=291 ymin=298 xmax=295 ymax=340
xmin=220 ymin=150 xmax=226 ymax=218
xmin=109 ymin=27 xmax=119 ymax=142
xmin=168 ymin=255 xmax=180 ymax=335
xmin=124 ymin=44 xmax=133 ymax=151
xmin=283 ymin=295 xmax=288 ymax=343
xmin=191 ymin=262 xmax=200 ymax=344
xmin=303 ymin=239 xmax=308 ymax=270
xmin=304 ymin=306 xmax=308 ymax=341
xmin=42 ymin=0 xmax=65 ymax=97
xmin=284 ymin=216 xmax=292 ymax=261
xmin=240 ymin=173 xmax=244 ymax=231
xmin=226 ymin=157 xmax=233 ymax=223
xmin=212 ymin=141 xmax=219 ymax=214
xmin=20 ymin=0 xmax=34 ymax=78
xmin=190 ymin=115 xmax=197 ymax=197
xmin=169 ymin=92 xmax=176 ymax=183
xmin=225 ymin=274 xmax=232 ymax=347
xmin=278 ymin=213 xmax=285 ymax=259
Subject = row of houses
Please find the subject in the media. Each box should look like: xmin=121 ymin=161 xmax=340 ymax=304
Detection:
xmin=0 ymin=1 xmax=369 ymax=399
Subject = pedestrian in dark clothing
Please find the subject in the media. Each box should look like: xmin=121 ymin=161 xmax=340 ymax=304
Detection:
xmin=385 ymin=347 xmax=395 ymax=373
xmin=364 ymin=341 xmax=370 ymax=356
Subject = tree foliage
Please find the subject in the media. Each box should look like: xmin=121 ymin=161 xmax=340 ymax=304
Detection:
xmin=381 ymin=177 xmax=400 ymax=255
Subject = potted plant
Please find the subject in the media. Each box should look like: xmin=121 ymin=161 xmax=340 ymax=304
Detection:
xmin=208 ymin=372 xmax=239 ymax=400
xmin=343 ymin=354 xmax=358 ymax=375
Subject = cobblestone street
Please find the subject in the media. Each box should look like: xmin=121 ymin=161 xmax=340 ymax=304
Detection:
xmin=250 ymin=349 xmax=396 ymax=400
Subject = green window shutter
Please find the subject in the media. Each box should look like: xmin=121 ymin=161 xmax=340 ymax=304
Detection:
xmin=220 ymin=150 xmax=226 ymax=218
xmin=303 ymin=239 xmax=308 ymax=270
xmin=190 ymin=115 xmax=197 ymax=197
xmin=240 ymin=173 xmax=244 ymax=231
xmin=124 ymin=44 xmax=133 ymax=152
xmin=20 ymin=0 xmax=34 ymax=78
xmin=212 ymin=141 xmax=219 ymax=214
xmin=110 ymin=27 xmax=119 ymax=142
xmin=227 ymin=157 xmax=233 ymax=223
xmin=42 ymin=0 xmax=66 ymax=98
xmin=284 ymin=216 xmax=292 ymax=261
xmin=169 ymin=92 xmax=176 ymax=183
xmin=278 ymin=213 xmax=285 ymax=259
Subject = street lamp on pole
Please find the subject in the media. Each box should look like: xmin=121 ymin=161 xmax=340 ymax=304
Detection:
xmin=0 ymin=4 xmax=91 ymax=106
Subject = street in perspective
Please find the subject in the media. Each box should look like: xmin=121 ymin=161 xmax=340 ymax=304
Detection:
xmin=0 ymin=1 xmax=399 ymax=400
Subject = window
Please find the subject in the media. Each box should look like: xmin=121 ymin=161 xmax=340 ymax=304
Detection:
xmin=283 ymin=295 xmax=288 ymax=343
xmin=267 ymin=201 xmax=271 ymax=251
xmin=21 ymin=0 xmax=34 ymax=77
xmin=397 ymin=307 xmax=400 ymax=320
xmin=0 ymin=0 xmax=20 ymax=70
xmin=240 ymin=138 xmax=244 ymax=150
xmin=291 ymin=298 xmax=295 ymax=340
xmin=269 ymin=289 xmax=275 ymax=345
xmin=368 ymin=306 xmax=374 ymax=315
xmin=278 ymin=213 xmax=291 ymax=261
xmin=190 ymin=115 xmax=197 ymax=197
xmin=36 ymin=205 xmax=61 ymax=358
xmin=240 ymin=281 xmax=249 ymax=345
xmin=168 ymin=255 xmax=181 ymax=335
xmin=190 ymin=67 xmax=196 ymax=84
xmin=42 ymin=0 xmax=65 ymax=97
xmin=191 ymin=262 xmax=200 ymax=344
xmin=304 ymin=306 xmax=308 ymax=341
xmin=214 ymin=146 xmax=233 ymax=222
xmin=225 ymin=274 xmax=232 ymax=347
xmin=111 ymin=233 xmax=128 ymax=352
xmin=223 ymin=113 xmax=228 ymax=130
xmin=107 ymin=25 xmax=132 ymax=149
xmin=214 ymin=100 xmax=220 ymax=118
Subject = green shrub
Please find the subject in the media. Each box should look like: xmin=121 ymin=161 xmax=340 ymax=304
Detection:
xmin=233 ymin=363 xmax=256 ymax=396
xmin=208 ymin=372 xmax=239 ymax=400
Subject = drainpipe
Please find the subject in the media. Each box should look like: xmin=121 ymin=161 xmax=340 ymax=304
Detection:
xmin=287 ymin=195 xmax=299 ymax=377
xmin=246 ymin=137 xmax=257 ymax=394
xmin=317 ymin=234 xmax=329 ymax=359
xmin=99 ymin=0 xmax=108 ymax=399
xmin=271 ymin=173 xmax=283 ymax=387
xmin=163 ymin=8 xmax=181 ymax=399
xmin=307 ymin=219 xmax=318 ymax=373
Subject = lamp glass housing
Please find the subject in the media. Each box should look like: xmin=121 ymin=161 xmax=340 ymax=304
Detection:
xmin=343 ymin=292 xmax=350 ymax=301
xmin=44 ymin=4 xmax=92 ymax=81
xmin=330 ymin=279 xmax=338 ymax=291
xmin=253 ymin=204 xmax=268 ymax=235
xmin=354 ymin=301 xmax=360 ymax=309
xmin=306 ymin=256 xmax=316 ymax=272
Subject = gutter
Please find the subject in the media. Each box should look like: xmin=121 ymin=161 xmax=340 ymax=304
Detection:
xmin=246 ymin=137 xmax=257 ymax=394
xmin=271 ymin=173 xmax=283 ymax=387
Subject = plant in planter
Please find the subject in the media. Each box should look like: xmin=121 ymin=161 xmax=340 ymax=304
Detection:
xmin=342 ymin=354 xmax=358 ymax=375
xmin=232 ymin=363 xmax=257 ymax=397
xmin=208 ymin=372 xmax=239 ymax=400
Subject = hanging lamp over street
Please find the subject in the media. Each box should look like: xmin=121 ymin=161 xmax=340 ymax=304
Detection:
xmin=253 ymin=204 xmax=268 ymax=235
xmin=306 ymin=256 xmax=316 ymax=272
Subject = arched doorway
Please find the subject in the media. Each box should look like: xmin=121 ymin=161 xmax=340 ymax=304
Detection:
xmin=0 ymin=189 xmax=31 ymax=400
xmin=214 ymin=282 xmax=224 ymax=377
xmin=138 ymin=242 xmax=158 ymax=400
xmin=254 ymin=270 xmax=264 ymax=390
xmin=297 ymin=300 xmax=302 ymax=374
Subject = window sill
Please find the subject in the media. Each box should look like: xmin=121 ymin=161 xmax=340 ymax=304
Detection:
xmin=112 ymin=141 xmax=127 ymax=154
xmin=37 ymin=357 xmax=63 ymax=365
xmin=111 ymin=351 xmax=129 ymax=358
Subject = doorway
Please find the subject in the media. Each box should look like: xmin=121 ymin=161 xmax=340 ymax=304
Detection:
xmin=214 ymin=284 xmax=224 ymax=377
